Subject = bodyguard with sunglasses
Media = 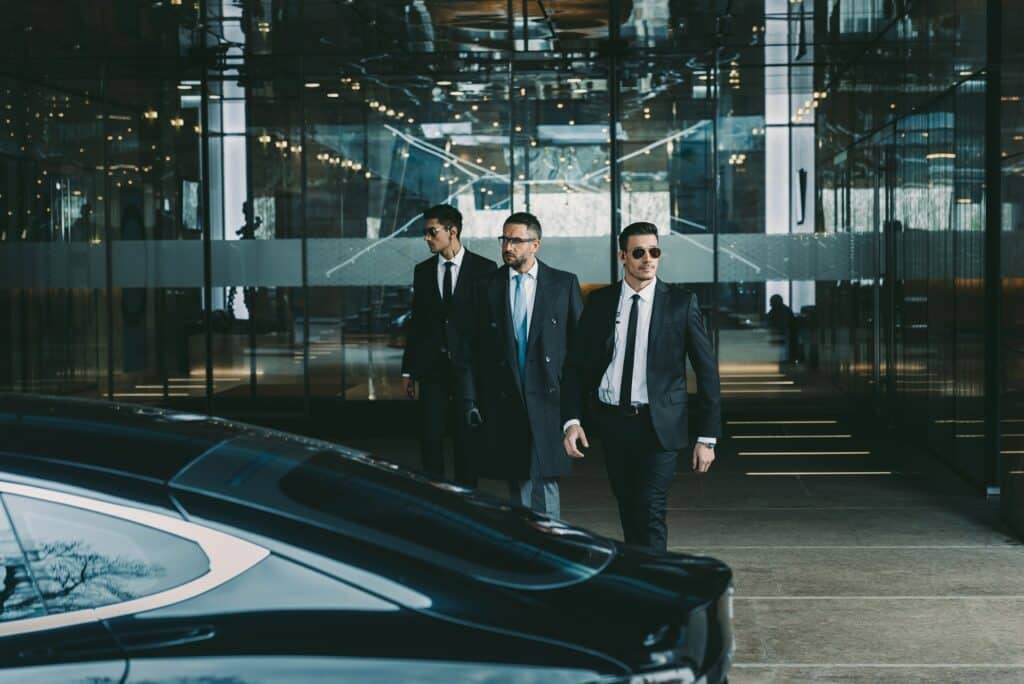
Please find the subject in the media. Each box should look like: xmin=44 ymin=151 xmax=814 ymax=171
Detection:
xmin=402 ymin=204 xmax=495 ymax=486
xmin=562 ymin=221 xmax=721 ymax=551
xmin=459 ymin=212 xmax=583 ymax=517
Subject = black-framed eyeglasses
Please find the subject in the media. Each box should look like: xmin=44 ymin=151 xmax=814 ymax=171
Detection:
xmin=629 ymin=246 xmax=662 ymax=259
xmin=498 ymin=236 xmax=537 ymax=246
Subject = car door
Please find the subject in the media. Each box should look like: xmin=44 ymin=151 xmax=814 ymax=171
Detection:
xmin=0 ymin=491 xmax=125 ymax=682
xmin=0 ymin=479 xmax=266 ymax=682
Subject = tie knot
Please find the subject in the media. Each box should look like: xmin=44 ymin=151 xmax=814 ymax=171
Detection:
xmin=631 ymin=293 xmax=640 ymax=302
xmin=444 ymin=261 xmax=454 ymax=269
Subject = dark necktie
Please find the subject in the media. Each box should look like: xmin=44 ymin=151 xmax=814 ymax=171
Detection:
xmin=442 ymin=261 xmax=454 ymax=305
xmin=619 ymin=293 xmax=640 ymax=407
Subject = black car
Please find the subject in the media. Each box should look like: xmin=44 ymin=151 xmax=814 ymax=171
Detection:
xmin=0 ymin=395 xmax=734 ymax=683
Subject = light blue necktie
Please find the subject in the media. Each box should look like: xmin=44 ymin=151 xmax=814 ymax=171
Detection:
xmin=512 ymin=273 xmax=528 ymax=378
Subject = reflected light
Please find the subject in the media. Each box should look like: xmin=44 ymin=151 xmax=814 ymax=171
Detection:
xmin=732 ymin=435 xmax=852 ymax=440
xmin=738 ymin=451 xmax=870 ymax=456
xmin=747 ymin=471 xmax=892 ymax=476
xmin=720 ymin=381 xmax=795 ymax=385
xmin=728 ymin=420 xmax=838 ymax=425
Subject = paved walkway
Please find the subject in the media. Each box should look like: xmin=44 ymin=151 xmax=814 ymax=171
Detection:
xmin=346 ymin=369 xmax=1024 ymax=683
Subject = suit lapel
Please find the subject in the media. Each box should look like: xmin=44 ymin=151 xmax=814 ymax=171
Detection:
xmin=646 ymin=279 xmax=669 ymax=388
xmin=424 ymin=256 xmax=443 ymax=306
xmin=451 ymin=250 xmax=471 ymax=300
xmin=525 ymin=261 xmax=549 ymax=356
xmin=601 ymin=283 xmax=620 ymax=365
xmin=491 ymin=266 xmax=521 ymax=389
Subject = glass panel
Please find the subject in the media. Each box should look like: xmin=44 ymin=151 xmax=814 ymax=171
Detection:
xmin=4 ymin=494 xmax=209 ymax=613
xmin=0 ymin=498 xmax=45 ymax=622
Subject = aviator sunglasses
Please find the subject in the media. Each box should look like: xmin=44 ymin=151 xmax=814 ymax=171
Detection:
xmin=423 ymin=225 xmax=452 ymax=237
xmin=627 ymin=246 xmax=661 ymax=259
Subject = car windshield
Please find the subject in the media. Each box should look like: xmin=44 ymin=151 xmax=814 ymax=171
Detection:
xmin=171 ymin=435 xmax=613 ymax=589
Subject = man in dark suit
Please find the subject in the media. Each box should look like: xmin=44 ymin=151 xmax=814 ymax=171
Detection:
xmin=402 ymin=204 xmax=495 ymax=486
xmin=562 ymin=221 xmax=721 ymax=551
xmin=461 ymin=212 xmax=583 ymax=518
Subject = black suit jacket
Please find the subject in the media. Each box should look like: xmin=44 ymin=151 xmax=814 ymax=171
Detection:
xmin=460 ymin=261 xmax=583 ymax=480
xmin=402 ymin=250 xmax=496 ymax=381
xmin=562 ymin=280 xmax=721 ymax=450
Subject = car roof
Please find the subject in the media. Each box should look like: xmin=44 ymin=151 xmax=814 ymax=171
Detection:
xmin=0 ymin=393 xmax=244 ymax=482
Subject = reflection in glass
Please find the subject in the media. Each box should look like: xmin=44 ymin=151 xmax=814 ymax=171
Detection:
xmin=3 ymin=495 xmax=208 ymax=614
xmin=0 ymin=500 xmax=45 ymax=622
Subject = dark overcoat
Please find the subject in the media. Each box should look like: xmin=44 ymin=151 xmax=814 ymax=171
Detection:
xmin=460 ymin=261 xmax=583 ymax=480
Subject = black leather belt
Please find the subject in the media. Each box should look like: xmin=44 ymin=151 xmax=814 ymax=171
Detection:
xmin=599 ymin=401 xmax=650 ymax=417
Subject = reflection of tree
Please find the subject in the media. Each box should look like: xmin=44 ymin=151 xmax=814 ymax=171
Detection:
xmin=9 ymin=541 xmax=166 ymax=613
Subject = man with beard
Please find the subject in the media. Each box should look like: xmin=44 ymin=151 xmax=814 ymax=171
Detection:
xmin=402 ymin=204 xmax=495 ymax=485
xmin=460 ymin=212 xmax=583 ymax=517
xmin=561 ymin=221 xmax=721 ymax=550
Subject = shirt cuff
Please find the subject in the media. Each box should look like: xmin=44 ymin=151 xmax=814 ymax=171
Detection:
xmin=563 ymin=419 xmax=581 ymax=433
xmin=696 ymin=437 xmax=717 ymax=447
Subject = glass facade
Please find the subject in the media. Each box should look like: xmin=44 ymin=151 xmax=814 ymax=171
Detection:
xmin=0 ymin=2 xmax=1022 ymax=532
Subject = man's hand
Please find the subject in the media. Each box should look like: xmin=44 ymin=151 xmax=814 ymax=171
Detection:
xmin=692 ymin=443 xmax=715 ymax=473
xmin=403 ymin=377 xmax=416 ymax=400
xmin=563 ymin=424 xmax=589 ymax=459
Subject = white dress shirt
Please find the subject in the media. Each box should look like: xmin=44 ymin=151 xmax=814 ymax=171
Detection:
xmin=599 ymin=278 xmax=656 ymax=405
xmin=564 ymin=277 xmax=716 ymax=447
xmin=508 ymin=260 xmax=538 ymax=336
xmin=436 ymin=245 xmax=466 ymax=297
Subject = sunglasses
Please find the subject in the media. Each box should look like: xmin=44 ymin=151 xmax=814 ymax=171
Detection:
xmin=497 ymin=236 xmax=537 ymax=246
xmin=628 ymin=246 xmax=662 ymax=259
xmin=423 ymin=226 xmax=451 ymax=237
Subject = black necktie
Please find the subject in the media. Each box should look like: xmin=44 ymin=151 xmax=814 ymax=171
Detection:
xmin=442 ymin=261 xmax=454 ymax=305
xmin=619 ymin=293 xmax=640 ymax=407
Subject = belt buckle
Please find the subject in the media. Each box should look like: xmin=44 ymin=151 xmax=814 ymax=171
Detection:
xmin=624 ymin=403 xmax=640 ymax=417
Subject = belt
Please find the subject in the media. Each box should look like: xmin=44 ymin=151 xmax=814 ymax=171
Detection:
xmin=599 ymin=401 xmax=650 ymax=417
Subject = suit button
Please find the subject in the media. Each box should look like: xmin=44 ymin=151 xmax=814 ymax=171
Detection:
xmin=490 ymin=321 xmax=498 ymax=328
xmin=551 ymin=318 xmax=557 ymax=325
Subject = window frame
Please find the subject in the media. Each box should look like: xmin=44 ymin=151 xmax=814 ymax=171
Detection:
xmin=0 ymin=480 xmax=268 ymax=637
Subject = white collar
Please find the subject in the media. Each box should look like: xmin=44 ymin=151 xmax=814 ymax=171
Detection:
xmin=438 ymin=245 xmax=465 ymax=267
xmin=621 ymin=277 xmax=657 ymax=303
xmin=509 ymin=260 xmax=539 ymax=280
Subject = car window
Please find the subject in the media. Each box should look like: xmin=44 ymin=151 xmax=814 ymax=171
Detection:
xmin=0 ymin=502 xmax=46 ymax=622
xmin=2 ymin=494 xmax=210 ymax=615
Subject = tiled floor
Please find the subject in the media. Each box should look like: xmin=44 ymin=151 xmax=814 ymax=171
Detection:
xmin=346 ymin=371 xmax=1024 ymax=683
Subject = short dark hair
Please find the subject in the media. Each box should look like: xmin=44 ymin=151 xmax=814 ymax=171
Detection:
xmin=423 ymin=204 xmax=463 ymax=237
xmin=504 ymin=212 xmax=542 ymax=240
xmin=618 ymin=221 xmax=658 ymax=251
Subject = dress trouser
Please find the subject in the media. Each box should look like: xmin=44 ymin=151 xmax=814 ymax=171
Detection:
xmin=599 ymin=404 xmax=676 ymax=551
xmin=508 ymin=441 xmax=561 ymax=519
xmin=418 ymin=367 xmax=476 ymax=487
